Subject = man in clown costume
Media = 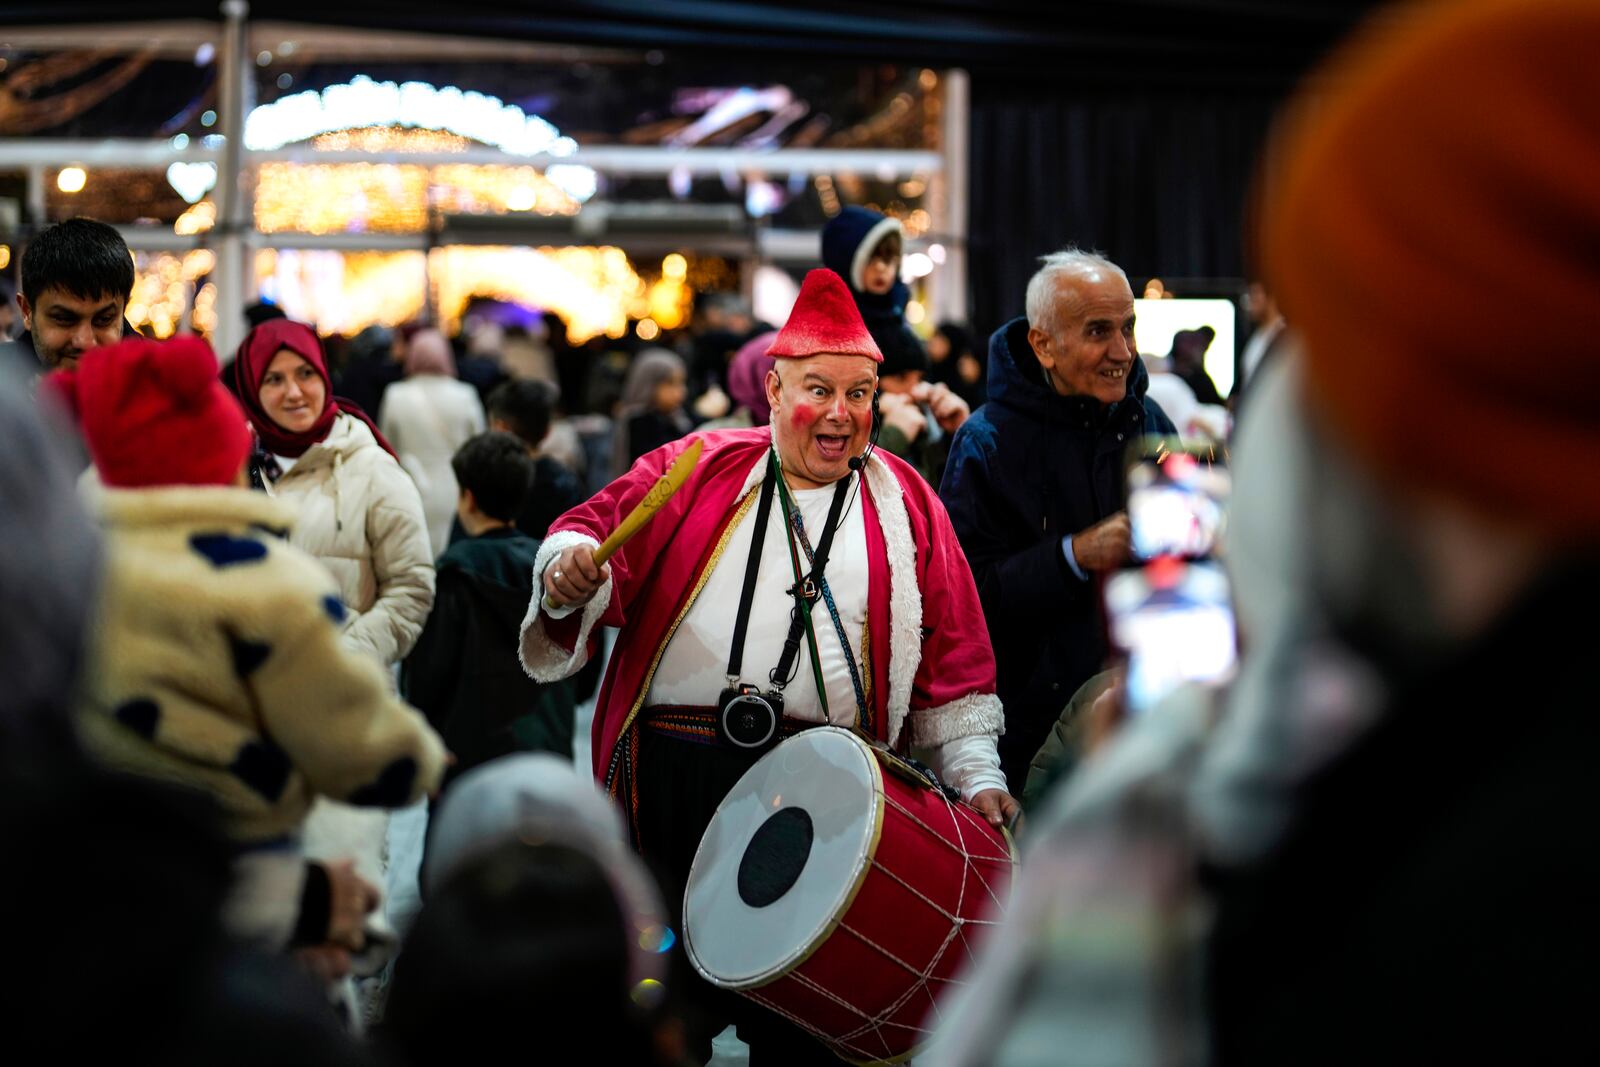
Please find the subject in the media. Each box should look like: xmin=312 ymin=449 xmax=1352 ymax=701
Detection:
xmin=520 ymin=268 xmax=1015 ymax=1063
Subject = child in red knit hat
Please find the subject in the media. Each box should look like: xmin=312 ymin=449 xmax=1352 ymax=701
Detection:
xmin=44 ymin=336 xmax=447 ymax=966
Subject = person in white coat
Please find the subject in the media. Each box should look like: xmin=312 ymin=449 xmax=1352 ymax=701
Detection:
xmin=230 ymin=318 xmax=438 ymax=1021
xmin=379 ymin=329 xmax=486 ymax=555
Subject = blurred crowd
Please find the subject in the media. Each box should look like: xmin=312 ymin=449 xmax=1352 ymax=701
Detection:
xmin=3 ymin=0 xmax=1596 ymax=1062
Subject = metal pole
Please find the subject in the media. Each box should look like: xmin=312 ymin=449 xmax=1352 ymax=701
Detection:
xmin=213 ymin=0 xmax=253 ymax=361
xmin=27 ymin=165 xmax=48 ymax=227
xmin=935 ymin=69 xmax=970 ymax=326
xmin=0 ymin=139 xmax=940 ymax=177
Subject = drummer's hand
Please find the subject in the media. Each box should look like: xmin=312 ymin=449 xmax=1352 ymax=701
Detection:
xmin=971 ymin=788 xmax=1021 ymax=832
xmin=544 ymin=544 xmax=611 ymax=610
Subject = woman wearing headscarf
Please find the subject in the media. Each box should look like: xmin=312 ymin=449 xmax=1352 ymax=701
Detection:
xmin=611 ymin=348 xmax=693 ymax=478
xmin=231 ymin=319 xmax=435 ymax=671
xmin=378 ymin=329 xmax=487 ymax=555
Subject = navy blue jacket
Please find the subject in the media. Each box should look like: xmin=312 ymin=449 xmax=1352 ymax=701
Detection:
xmin=402 ymin=529 xmax=573 ymax=782
xmin=939 ymin=317 xmax=1174 ymax=790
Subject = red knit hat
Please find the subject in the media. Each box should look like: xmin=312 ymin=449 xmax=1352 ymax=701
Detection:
xmin=767 ymin=269 xmax=883 ymax=362
xmin=43 ymin=336 xmax=253 ymax=489
xmin=1262 ymin=0 xmax=1600 ymax=536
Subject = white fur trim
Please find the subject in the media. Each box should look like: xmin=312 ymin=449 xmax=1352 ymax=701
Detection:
xmin=519 ymin=530 xmax=611 ymax=682
xmin=862 ymin=452 xmax=922 ymax=747
xmin=849 ymin=214 xmax=904 ymax=292
xmin=737 ymin=448 xmax=770 ymax=498
xmin=906 ymin=691 xmax=1005 ymax=748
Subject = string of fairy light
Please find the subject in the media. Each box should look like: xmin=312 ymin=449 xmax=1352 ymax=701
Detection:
xmin=130 ymin=243 xmax=705 ymax=345
xmin=93 ymin=71 xmax=938 ymax=343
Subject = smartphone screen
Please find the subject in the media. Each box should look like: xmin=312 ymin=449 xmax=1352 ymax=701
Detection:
xmin=1126 ymin=448 xmax=1230 ymax=561
xmin=1105 ymin=560 xmax=1237 ymax=714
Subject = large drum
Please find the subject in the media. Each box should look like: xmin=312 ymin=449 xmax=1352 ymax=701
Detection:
xmin=683 ymin=727 xmax=1015 ymax=1064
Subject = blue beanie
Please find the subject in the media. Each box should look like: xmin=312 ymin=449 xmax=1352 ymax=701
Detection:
xmin=821 ymin=207 xmax=904 ymax=292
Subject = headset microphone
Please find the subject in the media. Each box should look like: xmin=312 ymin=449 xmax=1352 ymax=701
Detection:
xmin=848 ymin=389 xmax=883 ymax=473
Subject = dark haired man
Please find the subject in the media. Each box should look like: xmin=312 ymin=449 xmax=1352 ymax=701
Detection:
xmin=3 ymin=218 xmax=136 ymax=375
xmin=403 ymin=431 xmax=574 ymax=782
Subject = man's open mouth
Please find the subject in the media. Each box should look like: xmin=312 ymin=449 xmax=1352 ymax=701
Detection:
xmin=814 ymin=434 xmax=849 ymax=459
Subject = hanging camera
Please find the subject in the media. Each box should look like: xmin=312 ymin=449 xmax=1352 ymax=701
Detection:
xmin=717 ymin=683 xmax=783 ymax=750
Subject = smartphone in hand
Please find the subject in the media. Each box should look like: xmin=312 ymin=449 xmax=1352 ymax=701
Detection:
xmin=1107 ymin=437 xmax=1237 ymax=715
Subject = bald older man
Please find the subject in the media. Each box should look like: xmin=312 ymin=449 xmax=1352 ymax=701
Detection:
xmin=940 ymin=249 xmax=1175 ymax=796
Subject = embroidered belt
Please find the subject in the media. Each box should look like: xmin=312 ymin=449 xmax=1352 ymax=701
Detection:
xmin=639 ymin=704 xmax=818 ymax=749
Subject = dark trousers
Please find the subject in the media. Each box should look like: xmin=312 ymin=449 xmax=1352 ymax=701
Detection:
xmin=634 ymin=728 xmax=846 ymax=1067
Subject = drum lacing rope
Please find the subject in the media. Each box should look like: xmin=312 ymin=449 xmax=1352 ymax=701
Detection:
xmin=752 ymin=932 xmax=952 ymax=1060
xmin=864 ymin=859 xmax=1004 ymax=932
xmin=752 ymin=780 xmax=1014 ymax=1061
xmin=830 ymin=793 xmax=1009 ymax=1050
xmin=746 ymin=986 xmax=902 ymax=1060
xmin=880 ymin=794 xmax=1013 ymax=916
xmin=748 ymin=978 xmax=928 ymax=1062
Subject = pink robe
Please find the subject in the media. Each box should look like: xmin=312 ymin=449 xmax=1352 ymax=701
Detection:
xmin=519 ymin=427 xmax=1002 ymax=816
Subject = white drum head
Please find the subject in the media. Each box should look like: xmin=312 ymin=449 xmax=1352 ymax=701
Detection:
xmin=684 ymin=727 xmax=883 ymax=989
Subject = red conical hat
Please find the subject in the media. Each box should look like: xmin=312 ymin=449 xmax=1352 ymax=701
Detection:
xmin=767 ymin=268 xmax=883 ymax=362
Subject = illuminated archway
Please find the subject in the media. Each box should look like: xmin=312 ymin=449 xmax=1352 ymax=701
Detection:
xmin=245 ymin=75 xmax=596 ymax=202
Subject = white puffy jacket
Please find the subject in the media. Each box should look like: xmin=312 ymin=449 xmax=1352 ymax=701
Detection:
xmin=379 ymin=376 xmax=485 ymax=556
xmin=266 ymin=412 xmax=435 ymax=668
xmin=266 ymin=412 xmax=436 ymax=936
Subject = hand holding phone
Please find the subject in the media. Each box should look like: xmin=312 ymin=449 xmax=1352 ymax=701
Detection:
xmin=1073 ymin=512 xmax=1133 ymax=573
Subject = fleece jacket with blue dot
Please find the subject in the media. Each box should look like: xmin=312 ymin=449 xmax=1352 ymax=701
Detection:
xmin=77 ymin=485 xmax=448 ymax=843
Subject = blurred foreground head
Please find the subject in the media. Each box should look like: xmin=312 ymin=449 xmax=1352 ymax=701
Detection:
xmin=386 ymin=755 xmax=679 ymax=1066
xmin=1259 ymin=0 xmax=1600 ymax=676
xmin=44 ymin=336 xmax=250 ymax=489
xmin=1262 ymin=0 xmax=1600 ymax=540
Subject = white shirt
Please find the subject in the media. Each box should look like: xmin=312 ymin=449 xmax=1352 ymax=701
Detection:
xmin=646 ymin=478 xmax=870 ymax=724
xmin=545 ymin=458 xmax=1007 ymax=800
xmin=642 ymin=465 xmax=1006 ymax=800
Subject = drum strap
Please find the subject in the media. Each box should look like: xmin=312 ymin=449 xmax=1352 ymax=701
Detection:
xmin=723 ymin=450 xmax=852 ymax=715
xmin=723 ymin=447 xmax=851 ymax=697
xmin=725 ymin=456 xmax=779 ymax=683
xmin=786 ymin=502 xmax=872 ymax=734
xmin=771 ymin=457 xmax=851 ymax=710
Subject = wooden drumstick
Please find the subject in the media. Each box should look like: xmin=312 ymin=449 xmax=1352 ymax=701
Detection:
xmin=544 ymin=437 xmax=704 ymax=611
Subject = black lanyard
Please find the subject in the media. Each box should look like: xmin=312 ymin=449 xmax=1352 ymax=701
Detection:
xmin=725 ymin=452 xmax=852 ymax=693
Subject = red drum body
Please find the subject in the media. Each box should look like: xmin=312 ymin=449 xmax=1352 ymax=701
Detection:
xmin=683 ymin=727 xmax=1015 ymax=1064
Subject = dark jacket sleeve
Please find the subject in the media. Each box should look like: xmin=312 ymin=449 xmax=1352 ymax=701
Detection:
xmin=939 ymin=421 xmax=1092 ymax=623
xmin=400 ymin=567 xmax=467 ymax=731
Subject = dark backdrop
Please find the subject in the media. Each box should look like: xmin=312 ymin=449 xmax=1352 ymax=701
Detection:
xmin=966 ymin=87 xmax=1281 ymax=338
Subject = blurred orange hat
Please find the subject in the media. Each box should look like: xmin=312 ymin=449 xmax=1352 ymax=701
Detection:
xmin=1261 ymin=0 xmax=1600 ymax=535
